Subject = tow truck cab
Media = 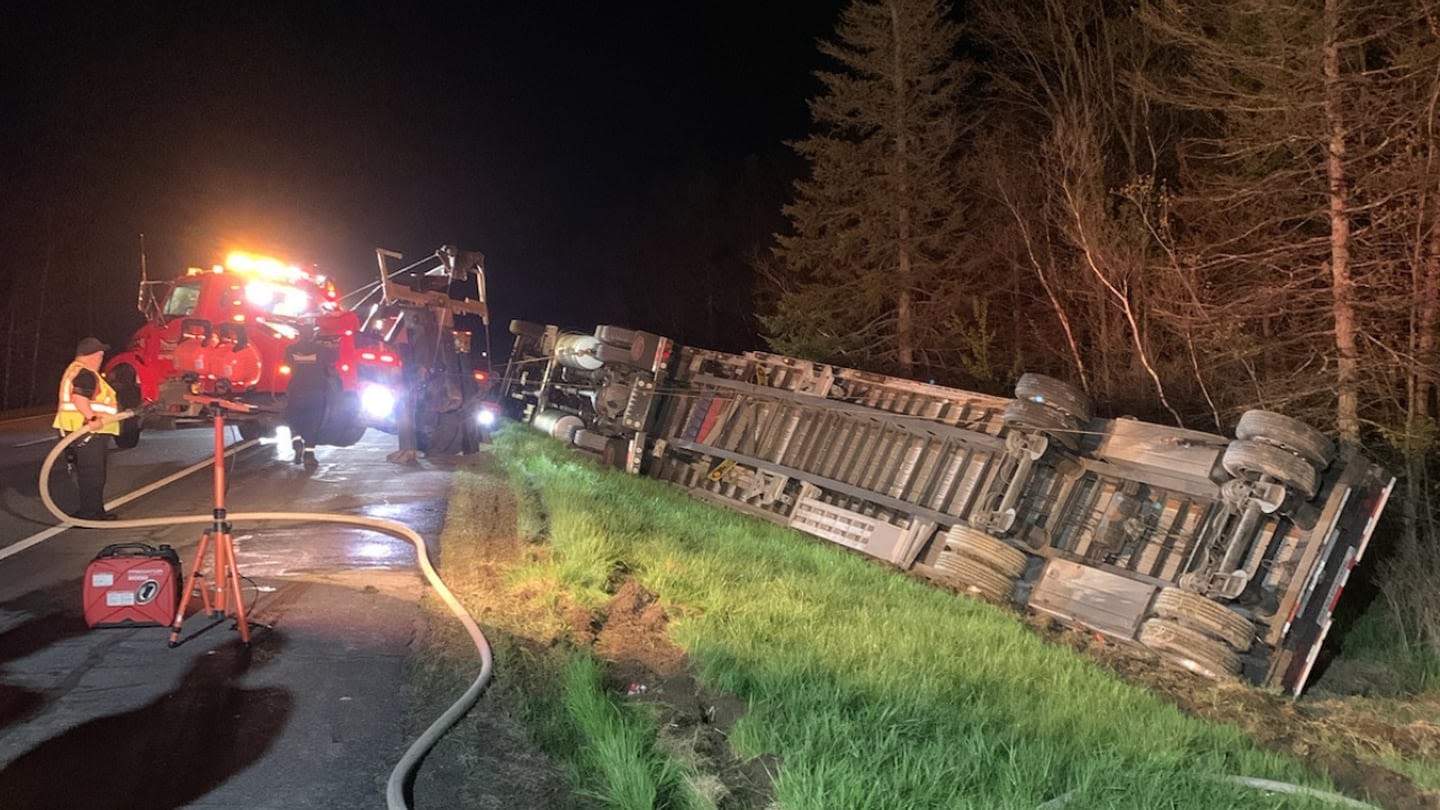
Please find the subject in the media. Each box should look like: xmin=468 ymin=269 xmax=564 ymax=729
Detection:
xmin=105 ymin=251 xmax=404 ymax=446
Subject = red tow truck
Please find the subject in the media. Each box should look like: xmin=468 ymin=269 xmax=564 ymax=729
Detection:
xmin=104 ymin=250 xmax=403 ymax=448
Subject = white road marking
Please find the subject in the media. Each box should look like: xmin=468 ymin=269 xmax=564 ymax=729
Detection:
xmin=0 ymin=439 xmax=261 ymax=562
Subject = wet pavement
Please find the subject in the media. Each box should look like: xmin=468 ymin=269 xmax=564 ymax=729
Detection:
xmin=0 ymin=423 xmax=477 ymax=809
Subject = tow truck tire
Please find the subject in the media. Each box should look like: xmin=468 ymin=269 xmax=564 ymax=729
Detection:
xmin=1015 ymin=373 xmax=1093 ymax=424
xmin=1139 ymin=618 xmax=1241 ymax=679
xmin=238 ymin=418 xmax=276 ymax=442
xmin=1151 ymin=588 xmax=1256 ymax=651
xmin=109 ymin=364 xmax=142 ymax=449
xmin=1222 ymin=439 xmax=1320 ymax=498
xmin=319 ymin=390 xmax=367 ymax=447
xmin=1234 ymin=410 xmax=1335 ymax=470
xmin=421 ymin=409 xmax=468 ymax=455
xmin=945 ymin=525 xmax=1028 ymax=578
xmin=933 ymin=552 xmax=1015 ymax=603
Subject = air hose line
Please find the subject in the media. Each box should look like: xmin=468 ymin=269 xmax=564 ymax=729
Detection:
xmin=36 ymin=412 xmax=492 ymax=810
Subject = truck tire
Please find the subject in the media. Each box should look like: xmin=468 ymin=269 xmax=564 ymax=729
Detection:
xmin=933 ymin=551 xmax=1015 ymax=603
xmin=109 ymin=364 xmax=143 ymax=449
xmin=1002 ymin=399 xmax=1078 ymax=450
xmin=945 ymin=525 xmax=1028 ymax=578
xmin=238 ymin=418 xmax=277 ymax=442
xmin=420 ymin=410 xmax=468 ymax=455
xmin=1139 ymin=618 xmax=1241 ymax=679
xmin=1234 ymin=410 xmax=1335 ymax=469
xmin=318 ymin=390 xmax=367 ymax=447
xmin=1222 ymin=439 xmax=1319 ymax=498
xmin=509 ymin=319 xmax=546 ymax=339
xmin=1015 ymin=373 xmax=1093 ymax=424
xmin=1150 ymin=588 xmax=1256 ymax=651
xmin=595 ymin=324 xmax=638 ymax=347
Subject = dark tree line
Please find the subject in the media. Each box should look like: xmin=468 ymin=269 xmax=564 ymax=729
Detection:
xmin=763 ymin=0 xmax=1440 ymax=675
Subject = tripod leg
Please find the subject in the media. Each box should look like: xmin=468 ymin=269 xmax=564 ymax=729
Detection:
xmin=169 ymin=531 xmax=212 ymax=647
xmin=219 ymin=532 xmax=252 ymax=644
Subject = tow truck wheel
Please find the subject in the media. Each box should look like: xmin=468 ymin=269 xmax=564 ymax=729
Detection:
xmin=420 ymin=409 xmax=468 ymax=455
xmin=1150 ymin=588 xmax=1256 ymax=651
xmin=932 ymin=552 xmax=1015 ymax=603
xmin=1222 ymin=439 xmax=1320 ymax=498
xmin=944 ymin=525 xmax=1028 ymax=578
xmin=318 ymin=391 xmax=367 ymax=447
xmin=1234 ymin=410 xmax=1335 ymax=470
xmin=1139 ymin=618 xmax=1241 ymax=679
xmin=238 ymin=419 xmax=276 ymax=442
xmin=109 ymin=364 xmax=142 ymax=449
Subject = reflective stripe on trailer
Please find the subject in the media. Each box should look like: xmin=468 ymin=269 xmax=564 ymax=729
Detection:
xmin=1286 ymin=475 xmax=1395 ymax=696
xmin=1353 ymin=477 xmax=1395 ymax=566
xmin=1293 ymin=616 xmax=1331 ymax=697
xmin=1280 ymin=488 xmax=1351 ymax=638
xmin=1326 ymin=547 xmax=1358 ymax=615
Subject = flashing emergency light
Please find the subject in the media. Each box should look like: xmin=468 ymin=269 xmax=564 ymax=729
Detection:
xmin=223 ymin=250 xmax=327 ymax=292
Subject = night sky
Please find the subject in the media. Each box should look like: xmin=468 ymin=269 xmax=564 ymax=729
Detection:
xmin=2 ymin=2 xmax=842 ymax=358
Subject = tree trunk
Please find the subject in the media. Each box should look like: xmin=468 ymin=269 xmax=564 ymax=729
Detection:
xmin=1323 ymin=0 xmax=1360 ymax=442
xmin=891 ymin=1 xmax=915 ymax=376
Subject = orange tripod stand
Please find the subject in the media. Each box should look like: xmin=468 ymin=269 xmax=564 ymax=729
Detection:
xmin=168 ymin=399 xmax=258 ymax=646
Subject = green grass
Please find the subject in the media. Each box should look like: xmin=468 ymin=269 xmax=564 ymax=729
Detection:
xmin=472 ymin=426 xmax=1374 ymax=809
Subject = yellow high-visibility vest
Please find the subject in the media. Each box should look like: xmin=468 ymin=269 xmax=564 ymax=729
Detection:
xmin=53 ymin=361 xmax=120 ymax=435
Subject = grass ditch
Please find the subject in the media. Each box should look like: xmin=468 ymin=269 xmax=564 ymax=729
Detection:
xmin=413 ymin=426 xmax=1426 ymax=808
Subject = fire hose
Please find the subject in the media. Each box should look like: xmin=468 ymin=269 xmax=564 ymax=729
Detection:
xmin=36 ymin=411 xmax=491 ymax=810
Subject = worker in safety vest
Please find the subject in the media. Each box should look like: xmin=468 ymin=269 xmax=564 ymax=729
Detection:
xmin=53 ymin=337 xmax=120 ymax=521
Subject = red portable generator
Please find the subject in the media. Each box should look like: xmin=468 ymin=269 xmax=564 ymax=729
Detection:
xmin=83 ymin=543 xmax=183 ymax=628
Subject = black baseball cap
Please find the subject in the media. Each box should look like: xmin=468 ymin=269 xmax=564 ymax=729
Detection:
xmin=76 ymin=337 xmax=110 ymax=356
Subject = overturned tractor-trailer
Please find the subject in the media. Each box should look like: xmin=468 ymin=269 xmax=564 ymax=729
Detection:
xmin=499 ymin=321 xmax=1394 ymax=696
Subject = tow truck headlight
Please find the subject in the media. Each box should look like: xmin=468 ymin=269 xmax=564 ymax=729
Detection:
xmin=476 ymin=406 xmax=497 ymax=428
xmin=361 ymin=384 xmax=397 ymax=419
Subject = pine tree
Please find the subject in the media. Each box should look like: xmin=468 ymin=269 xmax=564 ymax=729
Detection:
xmin=762 ymin=0 xmax=969 ymax=377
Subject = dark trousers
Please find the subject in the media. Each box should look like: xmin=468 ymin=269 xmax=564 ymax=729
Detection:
xmin=286 ymin=363 xmax=331 ymax=443
xmin=72 ymin=434 xmax=110 ymax=516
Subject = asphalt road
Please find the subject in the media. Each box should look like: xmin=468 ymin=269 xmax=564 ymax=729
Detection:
xmin=0 ymin=413 xmax=472 ymax=809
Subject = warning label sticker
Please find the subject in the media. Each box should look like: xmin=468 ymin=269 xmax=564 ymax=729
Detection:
xmin=106 ymin=591 xmax=136 ymax=606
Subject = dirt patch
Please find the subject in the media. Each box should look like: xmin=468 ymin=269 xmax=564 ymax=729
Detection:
xmin=416 ymin=458 xmax=775 ymax=809
xmin=588 ymin=580 xmax=778 ymax=810
xmin=1029 ymin=615 xmax=1440 ymax=810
